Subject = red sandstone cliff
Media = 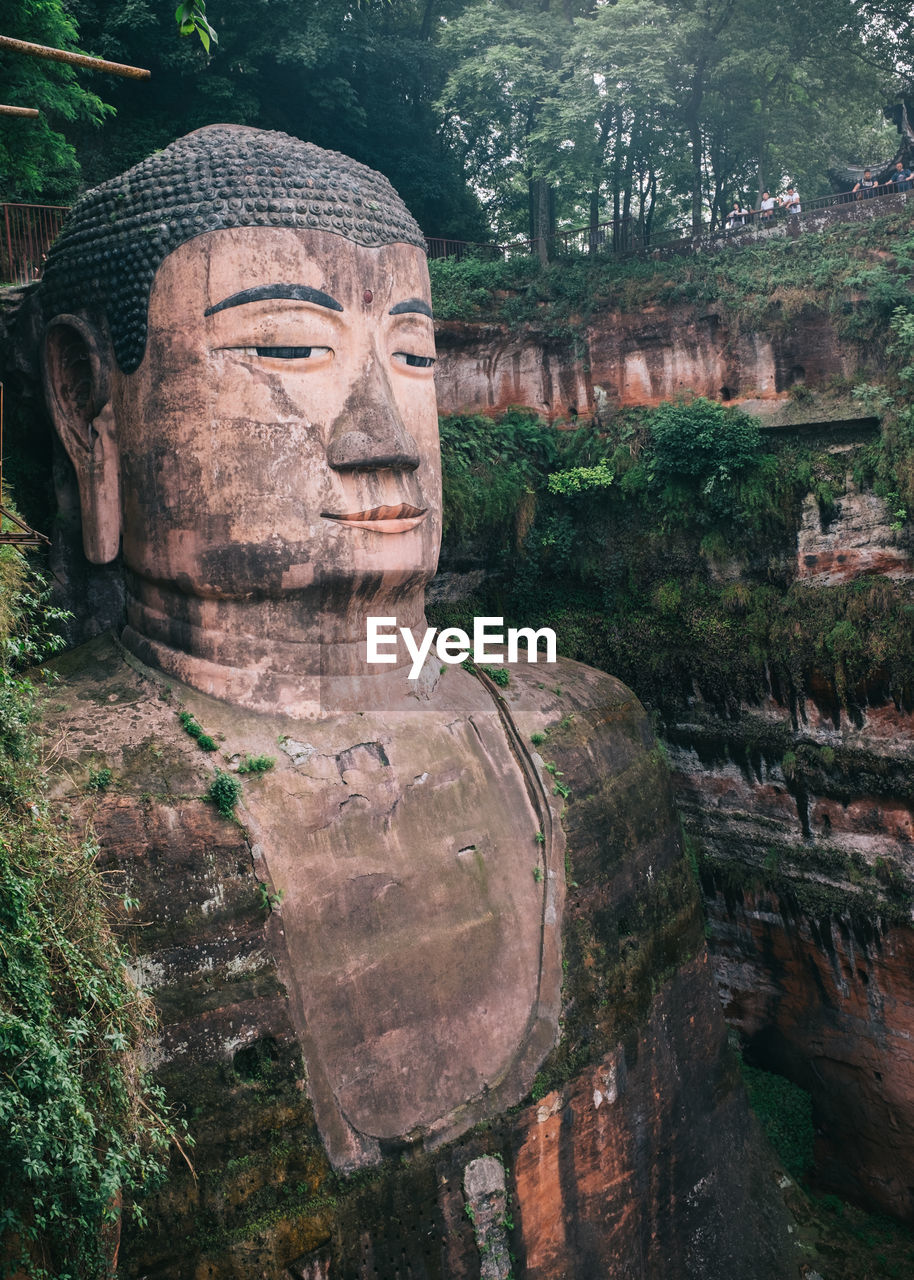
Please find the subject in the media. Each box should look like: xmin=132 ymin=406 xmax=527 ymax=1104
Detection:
xmin=434 ymin=302 xmax=855 ymax=421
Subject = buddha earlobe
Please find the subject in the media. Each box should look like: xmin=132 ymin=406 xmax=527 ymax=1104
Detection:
xmin=42 ymin=317 xmax=122 ymax=564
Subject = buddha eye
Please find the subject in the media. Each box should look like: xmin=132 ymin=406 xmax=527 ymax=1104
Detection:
xmin=254 ymin=345 xmax=330 ymax=359
xmin=393 ymin=352 xmax=435 ymax=368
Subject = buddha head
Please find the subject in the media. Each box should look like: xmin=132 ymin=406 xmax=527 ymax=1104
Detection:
xmin=40 ymin=125 xmax=441 ymax=714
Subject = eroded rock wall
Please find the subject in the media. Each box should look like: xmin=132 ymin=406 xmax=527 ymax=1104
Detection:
xmin=661 ymin=464 xmax=914 ymax=1221
xmin=435 ymin=303 xmax=855 ymax=420
xmin=432 ymin=289 xmax=914 ymax=1223
xmin=707 ymin=885 xmax=914 ymax=1219
xmin=434 ymin=192 xmax=914 ymax=423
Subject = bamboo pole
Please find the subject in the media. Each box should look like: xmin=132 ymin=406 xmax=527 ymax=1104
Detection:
xmin=0 ymin=104 xmax=39 ymax=117
xmin=0 ymin=35 xmax=150 ymax=80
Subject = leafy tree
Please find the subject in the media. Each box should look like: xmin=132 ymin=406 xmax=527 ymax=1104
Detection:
xmin=695 ymin=0 xmax=893 ymax=222
xmin=63 ymin=0 xmax=488 ymax=239
xmin=0 ymin=1 xmax=111 ymax=202
xmin=543 ymin=0 xmax=684 ymax=244
xmin=438 ymin=0 xmax=588 ymax=252
xmin=439 ymin=0 xmax=904 ymax=243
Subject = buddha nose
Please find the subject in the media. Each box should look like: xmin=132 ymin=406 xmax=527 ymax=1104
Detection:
xmin=327 ymin=366 xmax=421 ymax=472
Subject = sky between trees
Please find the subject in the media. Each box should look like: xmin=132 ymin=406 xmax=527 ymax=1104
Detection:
xmin=1 ymin=0 xmax=911 ymax=244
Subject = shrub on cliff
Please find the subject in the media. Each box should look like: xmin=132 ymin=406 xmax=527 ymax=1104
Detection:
xmin=618 ymin=397 xmax=765 ymax=526
xmin=0 ymin=527 xmax=185 ymax=1279
xmin=433 ymin=399 xmax=914 ymax=721
xmin=741 ymin=1061 xmax=814 ymax=1182
xmin=645 ymin=398 xmax=761 ymax=487
xmin=439 ymin=409 xmax=558 ymax=552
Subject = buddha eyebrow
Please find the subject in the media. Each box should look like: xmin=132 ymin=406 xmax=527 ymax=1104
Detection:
xmin=389 ymin=298 xmax=433 ymax=318
xmin=204 ymin=284 xmax=344 ymax=317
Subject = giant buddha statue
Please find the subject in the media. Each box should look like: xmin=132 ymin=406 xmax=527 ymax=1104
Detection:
xmin=36 ymin=127 xmax=792 ymax=1277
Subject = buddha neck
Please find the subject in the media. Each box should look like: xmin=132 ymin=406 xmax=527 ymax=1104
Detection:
xmin=120 ymin=575 xmax=434 ymax=718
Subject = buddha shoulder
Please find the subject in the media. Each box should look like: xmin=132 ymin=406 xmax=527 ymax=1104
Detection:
xmin=498 ymin=656 xmax=681 ymax=879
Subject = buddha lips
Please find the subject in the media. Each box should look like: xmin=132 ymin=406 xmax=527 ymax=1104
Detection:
xmin=322 ymin=504 xmax=428 ymax=533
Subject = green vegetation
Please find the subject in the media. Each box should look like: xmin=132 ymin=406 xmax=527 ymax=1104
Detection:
xmin=430 ymin=207 xmax=914 ymax=346
xmin=11 ymin=0 xmax=907 ymax=250
xmin=236 ymin=754 xmax=276 ymax=775
xmin=53 ymin=0 xmax=489 ymax=243
xmin=206 ymin=769 xmax=242 ymax=819
xmin=174 ymin=0 xmax=217 ymax=52
xmin=440 ymin=409 xmax=558 ymax=550
xmin=257 ymin=884 xmax=285 ymax=913
xmin=85 ymin=766 xmax=112 ymax=792
xmin=0 ymin=1 xmax=111 ymax=204
xmin=0 ymin=533 xmax=184 ymax=1278
xmin=741 ymin=1059 xmax=914 ymax=1276
xmin=437 ymin=0 xmax=897 ymax=243
xmin=548 ymin=461 xmax=615 ymax=495
xmin=741 ymin=1059 xmax=814 ymax=1181
xmin=178 ymin=710 xmax=218 ymax=753
xmin=432 ymin=387 xmax=914 ymax=723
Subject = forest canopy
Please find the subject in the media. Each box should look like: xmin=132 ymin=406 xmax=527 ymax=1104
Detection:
xmin=0 ymin=0 xmax=911 ymax=243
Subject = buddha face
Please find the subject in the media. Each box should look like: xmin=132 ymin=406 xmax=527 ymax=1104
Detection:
xmin=50 ymin=226 xmax=441 ymax=608
xmin=118 ymin=227 xmax=440 ymax=603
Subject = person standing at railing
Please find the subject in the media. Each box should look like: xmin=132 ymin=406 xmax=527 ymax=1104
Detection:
xmin=759 ymin=191 xmax=775 ymax=221
xmin=726 ymin=201 xmax=748 ymax=230
xmin=853 ymin=169 xmax=879 ymax=199
xmin=780 ymin=185 xmax=801 ymax=214
xmin=891 ymin=160 xmax=913 ymax=192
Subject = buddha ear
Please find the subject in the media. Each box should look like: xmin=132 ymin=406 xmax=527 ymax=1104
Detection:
xmin=42 ymin=316 xmax=122 ymax=564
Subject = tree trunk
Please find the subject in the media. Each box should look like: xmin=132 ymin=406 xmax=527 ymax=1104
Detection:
xmin=621 ymin=119 xmax=639 ymax=247
xmin=419 ymin=0 xmax=436 ymax=42
xmin=611 ymin=108 xmax=624 ymax=250
xmin=710 ymin=170 xmax=725 ymax=232
xmin=588 ymin=105 xmax=613 ymax=252
xmin=684 ymin=56 xmax=707 ymax=235
xmin=588 ymin=185 xmax=601 ymax=251
xmin=689 ymin=111 xmax=704 ymax=235
xmin=530 ymin=175 xmax=551 ymax=263
xmin=756 ymin=90 xmax=769 ymax=207
xmin=645 ymin=168 xmax=657 ymax=242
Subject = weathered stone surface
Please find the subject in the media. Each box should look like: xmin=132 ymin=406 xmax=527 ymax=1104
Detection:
xmin=43 ymin=634 xmax=566 ymax=1174
xmin=668 ymin=689 xmax=914 ymax=1222
xmin=39 ymin=635 xmax=795 ymax=1278
xmin=709 ymin=886 xmax=914 ymax=1221
xmin=463 ymin=1157 xmax=510 ymax=1280
xmin=43 ymin=224 xmax=442 ymax=718
xmin=434 ymin=303 xmax=856 ymax=421
xmin=797 ymin=488 xmax=914 ymax=584
xmin=509 ymin=962 xmax=786 ymax=1279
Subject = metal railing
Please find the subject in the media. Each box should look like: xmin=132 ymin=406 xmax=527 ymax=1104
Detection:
xmin=426 ymin=215 xmax=643 ymax=262
xmin=425 ymin=182 xmax=914 ymax=264
xmin=1 ymin=203 xmax=69 ymax=285
xmin=2 ymin=180 xmax=909 ymax=285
